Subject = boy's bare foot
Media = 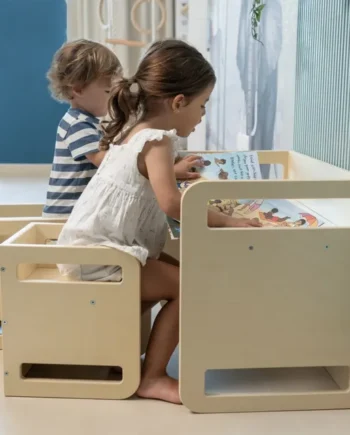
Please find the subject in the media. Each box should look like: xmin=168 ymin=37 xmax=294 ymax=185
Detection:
xmin=137 ymin=375 xmax=181 ymax=404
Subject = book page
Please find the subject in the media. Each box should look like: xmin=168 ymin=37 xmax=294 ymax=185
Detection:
xmin=167 ymin=217 xmax=180 ymax=240
xmin=177 ymin=151 xmax=262 ymax=193
xmin=168 ymin=199 xmax=334 ymax=239
xmin=222 ymin=199 xmax=334 ymax=228
xmin=197 ymin=152 xmax=262 ymax=180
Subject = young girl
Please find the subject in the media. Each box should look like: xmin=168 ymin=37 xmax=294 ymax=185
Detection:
xmin=57 ymin=39 xmax=261 ymax=404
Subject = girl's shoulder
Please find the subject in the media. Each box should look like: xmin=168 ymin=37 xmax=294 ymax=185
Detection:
xmin=120 ymin=128 xmax=179 ymax=156
xmin=130 ymin=128 xmax=178 ymax=146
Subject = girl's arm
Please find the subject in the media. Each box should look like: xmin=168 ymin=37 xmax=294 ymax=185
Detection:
xmin=143 ymin=138 xmax=182 ymax=220
xmin=208 ymin=207 xmax=262 ymax=228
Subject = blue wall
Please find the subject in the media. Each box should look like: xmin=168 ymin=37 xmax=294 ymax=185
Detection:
xmin=0 ymin=0 xmax=67 ymax=163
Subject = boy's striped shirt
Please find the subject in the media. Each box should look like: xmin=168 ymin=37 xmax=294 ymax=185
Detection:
xmin=43 ymin=108 xmax=101 ymax=218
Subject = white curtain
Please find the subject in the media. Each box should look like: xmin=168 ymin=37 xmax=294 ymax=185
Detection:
xmin=66 ymin=0 xmax=174 ymax=75
xmin=206 ymin=0 xmax=299 ymax=177
xmin=65 ymin=0 xmax=194 ymax=149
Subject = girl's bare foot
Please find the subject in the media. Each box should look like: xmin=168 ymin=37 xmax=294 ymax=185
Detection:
xmin=137 ymin=375 xmax=181 ymax=404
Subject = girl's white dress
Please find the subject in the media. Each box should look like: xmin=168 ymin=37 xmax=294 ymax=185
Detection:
xmin=57 ymin=128 xmax=179 ymax=281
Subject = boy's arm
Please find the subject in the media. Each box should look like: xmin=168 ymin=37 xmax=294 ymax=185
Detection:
xmin=85 ymin=150 xmax=107 ymax=167
xmin=67 ymin=121 xmax=107 ymax=167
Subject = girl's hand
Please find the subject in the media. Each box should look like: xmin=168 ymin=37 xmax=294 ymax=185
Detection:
xmin=174 ymin=155 xmax=204 ymax=180
xmin=208 ymin=208 xmax=263 ymax=228
xmin=229 ymin=217 xmax=262 ymax=228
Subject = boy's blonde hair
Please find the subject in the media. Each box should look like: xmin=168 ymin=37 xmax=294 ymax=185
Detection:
xmin=47 ymin=39 xmax=122 ymax=102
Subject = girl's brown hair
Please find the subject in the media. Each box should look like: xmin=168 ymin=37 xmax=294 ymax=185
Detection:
xmin=100 ymin=39 xmax=216 ymax=150
xmin=47 ymin=39 xmax=122 ymax=102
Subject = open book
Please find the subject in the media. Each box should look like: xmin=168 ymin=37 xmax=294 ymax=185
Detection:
xmin=177 ymin=151 xmax=261 ymax=194
xmin=167 ymin=151 xmax=262 ymax=239
xmin=167 ymin=151 xmax=333 ymax=239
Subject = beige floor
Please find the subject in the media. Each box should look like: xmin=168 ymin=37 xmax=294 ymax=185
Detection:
xmin=1 ymin=349 xmax=350 ymax=435
xmin=1 ymin=170 xmax=350 ymax=434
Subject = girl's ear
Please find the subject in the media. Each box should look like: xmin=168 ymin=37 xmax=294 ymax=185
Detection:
xmin=171 ymin=94 xmax=186 ymax=113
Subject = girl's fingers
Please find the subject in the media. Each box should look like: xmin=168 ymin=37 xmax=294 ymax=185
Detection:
xmin=184 ymin=155 xmax=204 ymax=166
xmin=186 ymin=172 xmax=201 ymax=179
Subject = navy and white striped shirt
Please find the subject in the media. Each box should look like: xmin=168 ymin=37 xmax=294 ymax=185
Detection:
xmin=43 ymin=108 xmax=101 ymax=217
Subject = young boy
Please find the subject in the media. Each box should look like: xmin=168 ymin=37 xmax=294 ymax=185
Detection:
xmin=43 ymin=39 xmax=122 ymax=218
xmin=43 ymin=39 xmax=203 ymax=218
